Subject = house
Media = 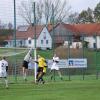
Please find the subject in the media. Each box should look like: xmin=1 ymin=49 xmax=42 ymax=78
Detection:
xmin=50 ymin=23 xmax=81 ymax=48
xmin=37 ymin=26 xmax=52 ymax=50
xmin=6 ymin=23 xmax=100 ymax=49
xmin=74 ymin=23 xmax=100 ymax=49
xmin=6 ymin=25 xmax=52 ymax=50
xmin=50 ymin=23 xmax=100 ymax=49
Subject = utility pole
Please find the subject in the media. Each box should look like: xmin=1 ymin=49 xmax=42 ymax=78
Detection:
xmin=52 ymin=4 xmax=56 ymax=81
xmin=52 ymin=4 xmax=55 ymax=54
xmin=14 ymin=0 xmax=17 ymax=82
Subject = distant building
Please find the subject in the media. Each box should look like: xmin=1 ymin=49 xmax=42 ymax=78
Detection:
xmin=50 ymin=23 xmax=100 ymax=49
xmin=5 ymin=23 xmax=100 ymax=49
xmin=6 ymin=25 xmax=52 ymax=50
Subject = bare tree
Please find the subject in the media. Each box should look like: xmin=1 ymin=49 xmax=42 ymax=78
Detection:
xmin=35 ymin=1 xmax=43 ymax=24
xmin=18 ymin=0 xmax=71 ymax=25
xmin=8 ymin=22 xmax=13 ymax=30
xmin=18 ymin=1 xmax=33 ymax=25
xmin=0 ymin=20 xmax=7 ymax=29
xmin=0 ymin=20 xmax=2 ymax=29
xmin=67 ymin=12 xmax=79 ymax=24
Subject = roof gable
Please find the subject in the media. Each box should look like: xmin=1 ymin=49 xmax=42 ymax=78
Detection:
xmin=38 ymin=27 xmax=51 ymax=40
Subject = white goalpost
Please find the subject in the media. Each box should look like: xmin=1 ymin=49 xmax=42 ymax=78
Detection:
xmin=27 ymin=37 xmax=37 ymax=83
xmin=34 ymin=48 xmax=37 ymax=83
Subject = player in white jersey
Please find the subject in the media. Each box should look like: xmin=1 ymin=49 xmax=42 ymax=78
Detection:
xmin=22 ymin=48 xmax=33 ymax=81
xmin=50 ymin=54 xmax=63 ymax=80
xmin=0 ymin=57 xmax=8 ymax=88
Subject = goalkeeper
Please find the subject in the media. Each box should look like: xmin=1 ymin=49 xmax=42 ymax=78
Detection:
xmin=22 ymin=48 xmax=33 ymax=81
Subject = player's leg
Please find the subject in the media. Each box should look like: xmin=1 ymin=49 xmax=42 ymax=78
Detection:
xmin=22 ymin=61 xmax=28 ymax=81
xmin=22 ymin=67 xmax=25 ymax=80
xmin=0 ymin=72 xmax=4 ymax=86
xmin=24 ymin=68 xmax=28 ymax=81
xmin=50 ymin=64 xmax=57 ymax=80
xmin=57 ymin=70 xmax=63 ymax=80
xmin=36 ymin=68 xmax=44 ymax=83
xmin=36 ymin=67 xmax=40 ymax=81
xmin=40 ymin=67 xmax=46 ymax=84
xmin=2 ymin=72 xmax=8 ymax=88
xmin=22 ymin=67 xmax=28 ymax=81
xmin=38 ymin=72 xmax=45 ymax=84
xmin=50 ymin=70 xmax=54 ymax=80
xmin=4 ymin=77 xmax=8 ymax=88
xmin=50 ymin=69 xmax=57 ymax=81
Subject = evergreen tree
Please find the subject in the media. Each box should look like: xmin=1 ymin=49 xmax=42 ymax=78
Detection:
xmin=94 ymin=2 xmax=100 ymax=22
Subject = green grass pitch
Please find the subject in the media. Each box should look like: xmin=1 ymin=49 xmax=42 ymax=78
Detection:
xmin=0 ymin=48 xmax=100 ymax=100
xmin=0 ymin=79 xmax=100 ymax=100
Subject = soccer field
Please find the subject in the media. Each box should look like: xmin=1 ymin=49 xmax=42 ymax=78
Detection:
xmin=0 ymin=79 xmax=100 ymax=100
xmin=0 ymin=48 xmax=100 ymax=100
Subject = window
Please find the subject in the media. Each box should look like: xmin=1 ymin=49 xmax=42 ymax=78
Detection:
xmin=28 ymin=40 xmax=31 ymax=44
xmin=20 ymin=40 xmax=22 ymax=46
xmin=43 ymin=32 xmax=46 ymax=39
xmin=41 ymin=40 xmax=43 ymax=44
xmin=46 ymin=40 xmax=48 ymax=44
xmin=93 ymin=43 xmax=96 ymax=49
xmin=93 ymin=35 xmax=96 ymax=39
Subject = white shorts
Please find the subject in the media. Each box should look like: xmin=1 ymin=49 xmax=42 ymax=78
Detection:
xmin=0 ymin=71 xmax=7 ymax=78
xmin=51 ymin=63 xmax=59 ymax=70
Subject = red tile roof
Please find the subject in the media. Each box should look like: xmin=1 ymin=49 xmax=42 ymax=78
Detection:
xmin=62 ymin=23 xmax=80 ymax=34
xmin=8 ymin=23 xmax=100 ymax=41
xmin=73 ymin=23 xmax=100 ymax=36
xmin=60 ymin=23 xmax=100 ymax=36
xmin=9 ymin=25 xmax=44 ymax=40
xmin=13 ymin=24 xmax=53 ymax=40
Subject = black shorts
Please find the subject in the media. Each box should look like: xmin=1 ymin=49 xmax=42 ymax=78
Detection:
xmin=37 ymin=67 xmax=43 ymax=72
xmin=22 ymin=61 xmax=29 ymax=69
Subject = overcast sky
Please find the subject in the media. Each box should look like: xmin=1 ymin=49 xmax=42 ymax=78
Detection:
xmin=68 ymin=0 xmax=99 ymax=13
xmin=0 ymin=0 xmax=99 ymax=26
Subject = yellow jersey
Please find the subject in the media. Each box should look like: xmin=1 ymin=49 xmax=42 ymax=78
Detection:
xmin=38 ymin=57 xmax=47 ymax=73
xmin=38 ymin=57 xmax=45 ymax=68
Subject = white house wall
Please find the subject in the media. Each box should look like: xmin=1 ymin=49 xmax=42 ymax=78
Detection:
xmin=37 ymin=27 xmax=52 ymax=50
xmin=7 ymin=27 xmax=52 ymax=49
xmin=97 ymin=36 xmax=100 ymax=49
xmin=71 ymin=42 xmax=82 ymax=48
xmin=84 ymin=36 xmax=96 ymax=48
xmin=64 ymin=41 xmax=82 ymax=48
xmin=7 ymin=39 xmax=27 ymax=47
xmin=26 ymin=39 xmax=35 ymax=48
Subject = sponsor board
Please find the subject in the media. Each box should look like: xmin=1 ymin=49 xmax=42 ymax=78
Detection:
xmin=47 ymin=58 xmax=87 ymax=68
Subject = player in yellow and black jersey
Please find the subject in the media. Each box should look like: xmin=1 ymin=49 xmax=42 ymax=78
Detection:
xmin=35 ymin=55 xmax=47 ymax=84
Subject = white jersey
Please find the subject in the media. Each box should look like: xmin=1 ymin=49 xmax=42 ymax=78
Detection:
xmin=51 ymin=56 xmax=59 ymax=70
xmin=24 ymin=53 xmax=31 ymax=62
xmin=53 ymin=56 xmax=59 ymax=63
xmin=0 ymin=60 xmax=8 ymax=72
xmin=0 ymin=60 xmax=8 ymax=77
xmin=24 ymin=48 xmax=33 ymax=62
